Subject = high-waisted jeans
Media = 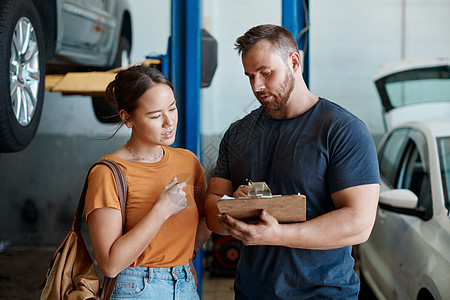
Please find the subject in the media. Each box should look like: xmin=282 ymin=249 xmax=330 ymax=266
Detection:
xmin=111 ymin=263 xmax=199 ymax=300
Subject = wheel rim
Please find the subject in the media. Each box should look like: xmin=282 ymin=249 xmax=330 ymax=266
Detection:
xmin=9 ymin=17 xmax=40 ymax=127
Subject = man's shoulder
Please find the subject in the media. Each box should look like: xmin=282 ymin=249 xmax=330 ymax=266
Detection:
xmin=314 ymin=98 xmax=364 ymax=127
xmin=236 ymin=106 xmax=265 ymax=123
xmin=317 ymin=98 xmax=357 ymax=118
xmin=224 ymin=106 xmax=265 ymax=132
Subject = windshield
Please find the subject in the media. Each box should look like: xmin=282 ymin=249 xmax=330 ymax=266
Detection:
xmin=438 ymin=137 xmax=450 ymax=210
xmin=376 ymin=66 xmax=450 ymax=112
xmin=386 ymin=78 xmax=450 ymax=108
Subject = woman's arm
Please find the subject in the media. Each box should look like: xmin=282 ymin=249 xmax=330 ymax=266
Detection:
xmin=193 ymin=178 xmax=211 ymax=259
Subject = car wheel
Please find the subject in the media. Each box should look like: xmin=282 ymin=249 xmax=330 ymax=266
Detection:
xmin=92 ymin=36 xmax=130 ymax=124
xmin=352 ymin=246 xmax=377 ymax=299
xmin=417 ymin=289 xmax=435 ymax=300
xmin=213 ymin=236 xmax=240 ymax=269
xmin=0 ymin=0 xmax=45 ymax=152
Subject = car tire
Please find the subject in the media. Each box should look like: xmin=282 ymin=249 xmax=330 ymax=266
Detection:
xmin=92 ymin=36 xmax=130 ymax=124
xmin=0 ymin=0 xmax=45 ymax=152
xmin=352 ymin=246 xmax=377 ymax=299
xmin=213 ymin=236 xmax=240 ymax=269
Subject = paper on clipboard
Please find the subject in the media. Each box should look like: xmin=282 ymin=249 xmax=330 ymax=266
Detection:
xmin=217 ymin=194 xmax=306 ymax=223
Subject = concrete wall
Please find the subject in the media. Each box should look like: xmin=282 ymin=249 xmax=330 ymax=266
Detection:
xmin=1 ymin=0 xmax=449 ymax=248
xmin=200 ymin=0 xmax=450 ymax=173
xmin=309 ymin=0 xmax=450 ymax=136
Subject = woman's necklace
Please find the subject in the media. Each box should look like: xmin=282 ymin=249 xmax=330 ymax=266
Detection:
xmin=126 ymin=142 xmax=163 ymax=163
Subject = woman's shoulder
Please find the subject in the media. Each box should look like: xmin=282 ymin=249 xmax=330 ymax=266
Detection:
xmin=166 ymin=147 xmax=204 ymax=175
xmin=89 ymin=155 xmax=129 ymax=177
xmin=87 ymin=156 xmax=120 ymax=186
xmin=167 ymin=147 xmax=199 ymax=161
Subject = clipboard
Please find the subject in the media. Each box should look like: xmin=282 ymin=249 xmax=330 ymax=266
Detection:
xmin=217 ymin=194 xmax=306 ymax=223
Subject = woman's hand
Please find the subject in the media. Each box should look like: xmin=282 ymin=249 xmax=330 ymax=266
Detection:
xmin=157 ymin=177 xmax=187 ymax=217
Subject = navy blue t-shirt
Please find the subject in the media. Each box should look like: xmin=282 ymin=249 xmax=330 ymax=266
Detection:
xmin=212 ymin=98 xmax=380 ymax=299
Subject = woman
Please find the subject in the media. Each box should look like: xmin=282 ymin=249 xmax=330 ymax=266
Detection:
xmin=85 ymin=65 xmax=210 ymax=299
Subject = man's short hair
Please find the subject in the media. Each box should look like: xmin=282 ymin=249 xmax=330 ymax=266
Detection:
xmin=234 ymin=24 xmax=299 ymax=60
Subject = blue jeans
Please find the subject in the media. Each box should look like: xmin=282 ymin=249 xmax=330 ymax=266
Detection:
xmin=111 ymin=263 xmax=199 ymax=299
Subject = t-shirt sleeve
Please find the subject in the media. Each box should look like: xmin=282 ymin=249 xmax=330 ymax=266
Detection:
xmin=85 ymin=164 xmax=121 ymax=219
xmin=212 ymin=127 xmax=232 ymax=180
xmin=327 ymin=118 xmax=381 ymax=194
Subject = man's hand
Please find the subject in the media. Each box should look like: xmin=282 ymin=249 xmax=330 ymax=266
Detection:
xmin=232 ymin=185 xmax=250 ymax=198
xmin=217 ymin=209 xmax=281 ymax=246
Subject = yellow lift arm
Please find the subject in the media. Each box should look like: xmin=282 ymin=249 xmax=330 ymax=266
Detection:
xmin=45 ymin=58 xmax=161 ymax=97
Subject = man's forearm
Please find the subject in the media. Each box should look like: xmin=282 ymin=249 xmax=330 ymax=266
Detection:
xmin=204 ymin=194 xmax=229 ymax=235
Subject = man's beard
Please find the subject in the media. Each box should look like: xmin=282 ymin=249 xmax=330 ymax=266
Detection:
xmin=256 ymin=70 xmax=295 ymax=113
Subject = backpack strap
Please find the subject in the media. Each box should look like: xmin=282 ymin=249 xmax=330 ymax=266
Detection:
xmin=96 ymin=160 xmax=128 ymax=300
xmin=72 ymin=159 xmax=127 ymax=232
xmin=76 ymin=159 xmax=128 ymax=300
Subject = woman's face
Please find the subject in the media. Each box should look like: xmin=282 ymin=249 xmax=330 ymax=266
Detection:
xmin=128 ymin=83 xmax=178 ymax=147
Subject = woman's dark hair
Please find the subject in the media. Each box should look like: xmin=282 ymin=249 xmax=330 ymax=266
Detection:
xmin=104 ymin=65 xmax=173 ymax=138
xmin=234 ymin=24 xmax=299 ymax=61
xmin=105 ymin=64 xmax=173 ymax=119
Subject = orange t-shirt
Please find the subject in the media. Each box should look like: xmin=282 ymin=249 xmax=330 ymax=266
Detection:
xmin=85 ymin=146 xmax=205 ymax=268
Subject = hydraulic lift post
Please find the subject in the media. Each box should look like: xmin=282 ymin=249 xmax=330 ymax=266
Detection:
xmin=282 ymin=0 xmax=309 ymax=86
xmin=169 ymin=0 xmax=202 ymax=155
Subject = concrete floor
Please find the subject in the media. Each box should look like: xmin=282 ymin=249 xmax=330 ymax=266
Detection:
xmin=0 ymin=248 xmax=378 ymax=299
xmin=0 ymin=249 xmax=234 ymax=300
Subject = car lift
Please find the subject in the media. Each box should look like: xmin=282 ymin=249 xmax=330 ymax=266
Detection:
xmin=45 ymin=1 xmax=309 ymax=295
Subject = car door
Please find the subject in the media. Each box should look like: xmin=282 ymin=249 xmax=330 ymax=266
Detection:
xmin=59 ymin=0 xmax=117 ymax=65
xmin=367 ymin=127 xmax=432 ymax=299
xmin=387 ymin=129 xmax=432 ymax=298
xmin=361 ymin=128 xmax=410 ymax=297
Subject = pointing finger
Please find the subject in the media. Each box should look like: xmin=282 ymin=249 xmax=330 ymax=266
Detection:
xmin=165 ymin=177 xmax=178 ymax=190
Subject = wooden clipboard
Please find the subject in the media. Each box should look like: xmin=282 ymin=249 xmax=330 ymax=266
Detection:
xmin=217 ymin=194 xmax=306 ymax=223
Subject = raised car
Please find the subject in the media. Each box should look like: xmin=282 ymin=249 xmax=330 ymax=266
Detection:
xmin=0 ymin=0 xmax=132 ymax=152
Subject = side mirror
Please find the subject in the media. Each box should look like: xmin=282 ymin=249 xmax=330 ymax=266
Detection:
xmin=379 ymin=189 xmax=418 ymax=209
xmin=378 ymin=189 xmax=430 ymax=219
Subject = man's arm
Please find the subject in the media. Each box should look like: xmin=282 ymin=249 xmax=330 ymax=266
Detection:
xmin=219 ymin=183 xmax=380 ymax=250
xmin=204 ymin=176 xmax=235 ymax=235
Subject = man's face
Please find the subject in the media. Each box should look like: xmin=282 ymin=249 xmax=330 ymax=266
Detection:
xmin=242 ymin=40 xmax=295 ymax=114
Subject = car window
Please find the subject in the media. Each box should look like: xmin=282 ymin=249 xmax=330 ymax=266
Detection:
xmin=391 ymin=129 xmax=433 ymax=220
xmin=385 ymin=77 xmax=450 ymax=108
xmin=376 ymin=65 xmax=450 ymax=112
xmin=379 ymin=128 xmax=410 ymax=187
xmin=438 ymin=137 xmax=450 ymax=210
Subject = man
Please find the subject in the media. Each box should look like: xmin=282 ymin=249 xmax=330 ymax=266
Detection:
xmin=204 ymin=24 xmax=380 ymax=299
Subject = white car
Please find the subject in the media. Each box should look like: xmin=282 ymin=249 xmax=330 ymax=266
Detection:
xmin=357 ymin=57 xmax=450 ymax=300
